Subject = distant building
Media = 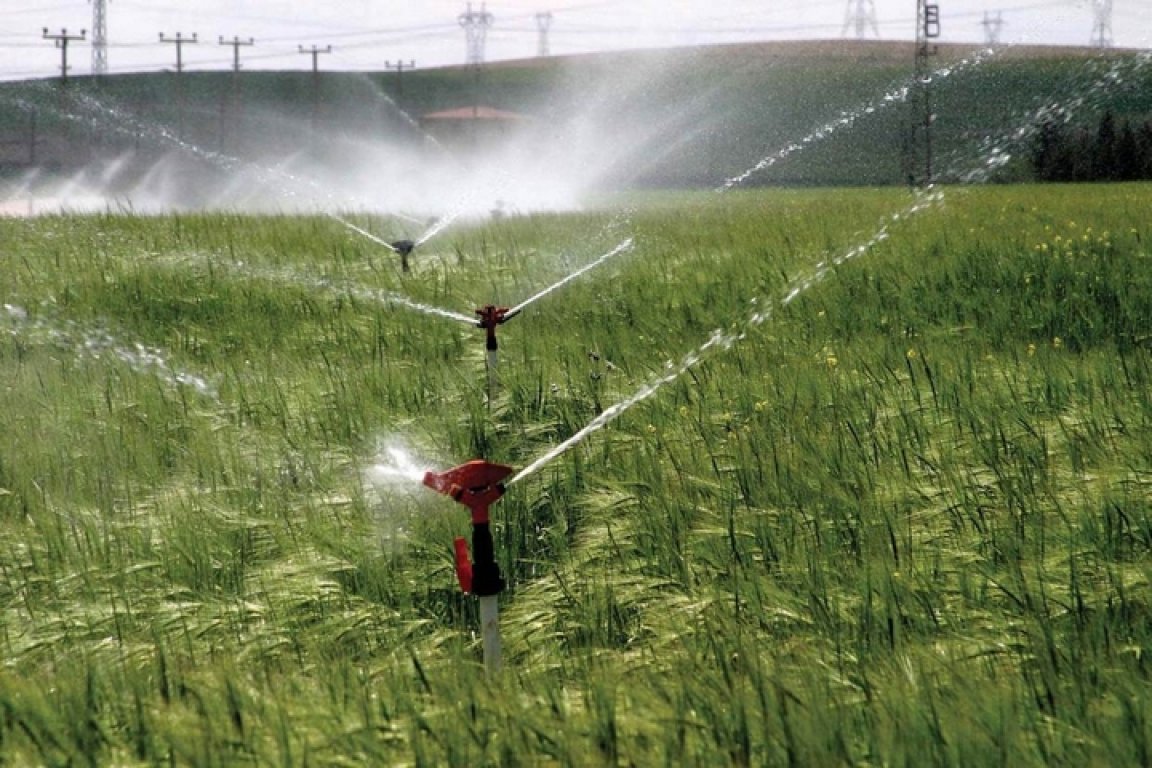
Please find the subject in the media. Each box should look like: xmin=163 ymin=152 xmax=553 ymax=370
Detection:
xmin=419 ymin=105 xmax=531 ymax=149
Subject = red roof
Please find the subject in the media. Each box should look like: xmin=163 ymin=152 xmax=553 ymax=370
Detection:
xmin=421 ymin=105 xmax=530 ymax=121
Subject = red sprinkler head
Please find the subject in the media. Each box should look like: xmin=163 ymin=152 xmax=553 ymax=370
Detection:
xmin=423 ymin=459 xmax=514 ymax=596
xmin=423 ymin=459 xmax=513 ymax=516
xmin=474 ymin=305 xmax=521 ymax=351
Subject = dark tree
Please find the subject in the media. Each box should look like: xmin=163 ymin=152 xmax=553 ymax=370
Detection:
xmin=1116 ymin=122 xmax=1142 ymax=181
xmin=1093 ymin=110 xmax=1118 ymax=181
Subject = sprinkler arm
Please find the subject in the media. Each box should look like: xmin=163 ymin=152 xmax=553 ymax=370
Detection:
xmin=423 ymin=460 xmax=513 ymax=596
xmin=474 ymin=305 xmax=521 ymax=350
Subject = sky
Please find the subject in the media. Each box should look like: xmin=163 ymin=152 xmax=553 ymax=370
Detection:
xmin=1 ymin=0 xmax=1149 ymax=82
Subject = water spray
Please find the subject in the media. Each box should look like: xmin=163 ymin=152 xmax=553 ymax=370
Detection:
xmin=507 ymin=237 xmax=634 ymax=316
xmin=509 ymin=188 xmax=946 ymax=487
xmin=422 ymin=459 xmax=514 ymax=674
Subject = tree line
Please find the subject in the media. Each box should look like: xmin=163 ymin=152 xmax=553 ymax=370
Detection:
xmin=1032 ymin=111 xmax=1152 ymax=182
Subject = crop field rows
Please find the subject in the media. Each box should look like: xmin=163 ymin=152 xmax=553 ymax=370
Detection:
xmin=1 ymin=183 xmax=1151 ymax=764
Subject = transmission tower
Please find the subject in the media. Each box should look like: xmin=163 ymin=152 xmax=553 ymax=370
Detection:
xmin=981 ymin=11 xmax=1004 ymax=45
xmin=1090 ymin=0 xmax=1113 ymax=48
xmin=90 ymin=0 xmax=108 ymax=76
xmin=535 ymin=11 xmax=553 ymax=57
xmin=842 ymin=0 xmax=880 ymax=39
xmin=459 ymin=2 xmax=494 ymax=66
xmin=909 ymin=0 xmax=941 ymax=186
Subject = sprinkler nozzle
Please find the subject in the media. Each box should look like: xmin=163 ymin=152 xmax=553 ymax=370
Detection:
xmin=475 ymin=305 xmax=519 ymax=350
xmin=391 ymin=240 xmax=415 ymax=273
xmin=422 ymin=459 xmax=513 ymax=522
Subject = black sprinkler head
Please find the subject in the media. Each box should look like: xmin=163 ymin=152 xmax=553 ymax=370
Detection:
xmin=391 ymin=239 xmax=415 ymax=256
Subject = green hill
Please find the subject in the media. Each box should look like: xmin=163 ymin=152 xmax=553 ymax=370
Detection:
xmin=2 ymin=41 xmax=1152 ymax=190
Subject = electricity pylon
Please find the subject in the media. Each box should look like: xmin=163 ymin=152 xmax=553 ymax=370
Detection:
xmin=90 ymin=0 xmax=107 ymax=76
xmin=981 ymin=11 xmax=1004 ymax=45
xmin=536 ymin=11 xmax=553 ymax=57
xmin=1090 ymin=0 xmax=1113 ymax=48
xmin=842 ymin=0 xmax=880 ymax=39
xmin=459 ymin=2 xmax=494 ymax=66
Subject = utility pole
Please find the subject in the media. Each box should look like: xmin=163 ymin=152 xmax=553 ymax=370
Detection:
xmin=910 ymin=0 xmax=941 ymax=187
xmin=535 ymin=11 xmax=553 ymax=57
xmin=385 ymin=59 xmax=415 ymax=98
xmin=90 ymin=0 xmax=108 ymax=76
xmin=459 ymin=2 xmax=494 ymax=66
xmin=1090 ymin=0 xmax=1113 ymax=48
xmin=42 ymin=28 xmax=86 ymax=82
xmin=981 ymin=11 xmax=1004 ymax=45
xmin=842 ymin=0 xmax=880 ymax=39
xmin=218 ymin=36 xmax=253 ymax=152
xmin=299 ymin=43 xmax=331 ymax=74
xmin=219 ymin=35 xmax=254 ymax=73
xmin=300 ymin=45 xmax=332 ymax=137
xmin=160 ymin=31 xmax=197 ymax=73
xmin=161 ymin=32 xmax=197 ymax=138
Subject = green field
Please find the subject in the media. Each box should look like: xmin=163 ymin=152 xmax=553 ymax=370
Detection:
xmin=3 ymin=182 xmax=1152 ymax=765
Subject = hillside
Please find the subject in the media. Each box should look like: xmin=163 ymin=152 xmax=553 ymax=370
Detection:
xmin=2 ymin=40 xmax=1151 ymax=195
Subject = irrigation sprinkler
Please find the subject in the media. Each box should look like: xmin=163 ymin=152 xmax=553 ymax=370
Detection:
xmin=390 ymin=239 xmax=416 ymax=273
xmin=422 ymin=459 xmax=513 ymax=674
xmin=475 ymin=304 xmax=521 ymax=396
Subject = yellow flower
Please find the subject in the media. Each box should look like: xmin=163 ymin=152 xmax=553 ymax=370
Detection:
xmin=826 ymin=355 xmax=839 ymax=368
xmin=646 ymin=424 xmax=657 ymax=434
xmin=1027 ymin=343 xmax=1036 ymax=356
xmin=906 ymin=348 xmax=918 ymax=360
xmin=754 ymin=400 xmax=766 ymax=413
xmin=1053 ymin=337 xmax=1063 ymax=349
